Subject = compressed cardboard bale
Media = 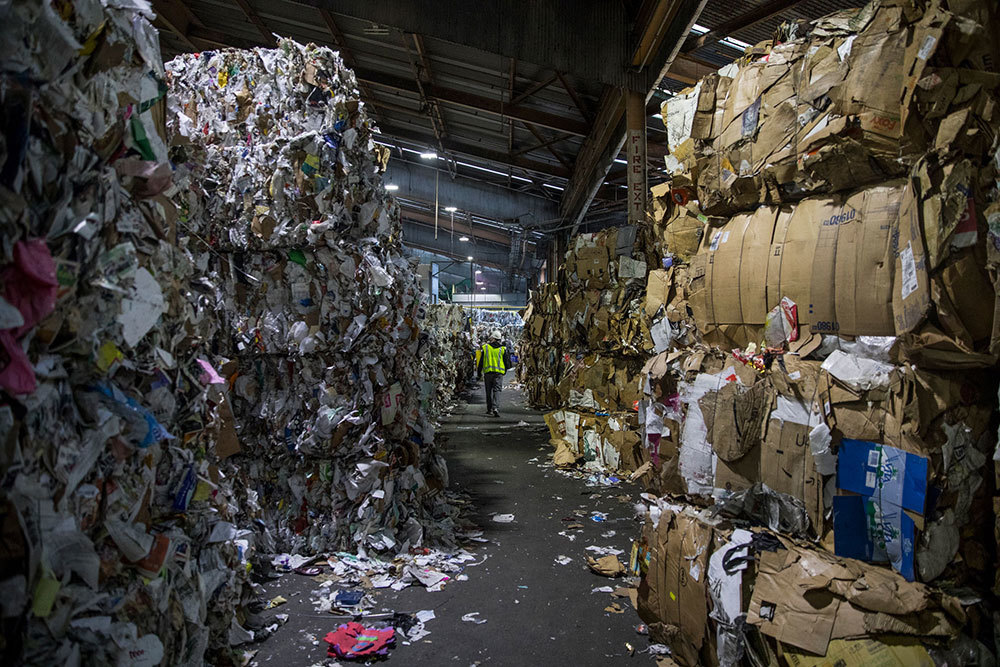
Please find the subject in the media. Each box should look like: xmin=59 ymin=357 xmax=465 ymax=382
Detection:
xmin=688 ymin=181 xmax=904 ymax=347
xmin=638 ymin=509 xmax=715 ymax=667
xmin=662 ymin=0 xmax=999 ymax=219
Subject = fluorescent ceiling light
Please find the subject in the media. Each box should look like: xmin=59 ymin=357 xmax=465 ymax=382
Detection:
xmin=690 ymin=23 xmax=710 ymax=35
xmin=467 ymin=256 xmax=474 ymax=261
xmin=454 ymin=159 xmax=532 ymax=183
xmin=652 ymin=113 xmax=663 ymax=119
xmin=444 ymin=206 xmax=457 ymax=212
xmin=720 ymin=36 xmax=751 ymax=50
xmin=542 ymin=183 xmax=565 ymax=191
xmin=459 ymin=236 xmax=469 ymax=242
xmin=419 ymin=151 xmax=438 ymax=160
xmin=480 ymin=287 xmax=487 ymax=290
xmin=613 ymin=158 xmax=627 ymax=164
xmin=384 ymin=184 xmax=399 ymax=191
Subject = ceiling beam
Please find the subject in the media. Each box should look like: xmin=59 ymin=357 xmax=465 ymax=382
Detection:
xmin=378 ymin=124 xmax=571 ymax=180
xmin=520 ymin=122 xmax=573 ymax=172
xmin=398 ymin=204 xmax=525 ymax=247
xmin=400 ymin=223 xmax=519 ymax=273
xmin=559 ymin=0 xmax=707 ymax=233
xmin=290 ymin=1 xmax=640 ymax=90
xmin=511 ymin=130 xmax=574 ymax=157
xmin=401 ymin=32 xmax=449 ymax=150
xmin=232 ymin=0 xmax=277 ymax=47
xmin=317 ymin=9 xmax=381 ymax=123
xmin=385 ymin=159 xmax=559 ymax=227
xmin=356 ymin=68 xmax=590 ymax=136
xmin=510 ymin=72 xmax=558 ymax=106
xmin=662 ymin=53 xmax=718 ymax=85
xmin=186 ymin=26 xmax=261 ymax=51
xmin=556 ymin=71 xmax=592 ymax=123
xmin=682 ymin=0 xmax=806 ymax=53
xmin=150 ymin=0 xmax=202 ymax=50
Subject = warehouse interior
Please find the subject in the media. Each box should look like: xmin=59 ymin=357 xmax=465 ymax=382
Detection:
xmin=2 ymin=0 xmax=999 ymax=665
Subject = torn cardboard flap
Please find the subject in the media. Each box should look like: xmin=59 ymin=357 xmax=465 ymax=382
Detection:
xmin=747 ymin=542 xmax=964 ymax=656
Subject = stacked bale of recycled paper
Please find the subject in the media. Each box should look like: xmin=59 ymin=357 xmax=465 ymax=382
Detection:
xmin=631 ymin=0 xmax=1000 ymax=664
xmin=0 ymin=1 xmax=255 ymax=664
xmin=166 ymin=41 xmax=461 ymax=559
xmin=421 ymin=303 xmax=475 ymax=418
xmin=519 ymin=282 xmax=565 ymax=407
xmin=521 ymin=227 xmax=661 ymax=472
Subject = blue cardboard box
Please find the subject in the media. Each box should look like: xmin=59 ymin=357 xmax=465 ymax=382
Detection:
xmin=834 ymin=440 xmax=927 ymax=581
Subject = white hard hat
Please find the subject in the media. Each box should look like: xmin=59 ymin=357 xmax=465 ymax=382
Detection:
xmin=491 ymin=329 xmax=502 ymax=340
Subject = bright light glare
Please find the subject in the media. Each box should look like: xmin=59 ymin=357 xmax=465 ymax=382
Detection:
xmin=419 ymin=151 xmax=438 ymax=160
xmin=690 ymin=23 xmax=709 ymax=35
xmin=467 ymin=256 xmax=474 ymax=261
xmin=459 ymin=236 xmax=469 ymax=242
xmin=652 ymin=113 xmax=663 ymax=119
xmin=384 ymin=184 xmax=399 ymax=191
xmin=720 ymin=36 xmax=751 ymax=50
xmin=475 ymin=270 xmax=482 ymax=274
xmin=444 ymin=206 xmax=457 ymax=212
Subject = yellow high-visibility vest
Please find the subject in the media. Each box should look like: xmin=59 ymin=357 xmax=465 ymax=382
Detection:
xmin=481 ymin=343 xmax=506 ymax=374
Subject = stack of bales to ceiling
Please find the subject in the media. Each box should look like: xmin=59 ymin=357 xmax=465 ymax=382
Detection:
xmin=634 ymin=1 xmax=1000 ymax=665
xmin=522 ymin=227 xmax=662 ymax=473
xmin=167 ymin=40 xmax=464 ymax=562
xmin=519 ymin=282 xmax=565 ymax=407
xmin=421 ymin=303 xmax=476 ymax=419
xmin=0 ymin=1 xmax=252 ymax=664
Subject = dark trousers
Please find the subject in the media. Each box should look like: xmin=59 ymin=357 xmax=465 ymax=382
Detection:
xmin=484 ymin=372 xmax=502 ymax=413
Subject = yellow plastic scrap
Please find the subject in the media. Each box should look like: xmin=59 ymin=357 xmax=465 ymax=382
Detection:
xmin=95 ymin=341 xmax=123 ymax=372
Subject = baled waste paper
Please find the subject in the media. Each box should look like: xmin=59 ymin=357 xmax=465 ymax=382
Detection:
xmin=0 ymin=9 xmax=473 ymax=663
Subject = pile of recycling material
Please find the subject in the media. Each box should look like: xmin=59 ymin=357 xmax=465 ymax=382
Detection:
xmin=0 ymin=1 xmax=255 ymax=664
xmin=522 ymin=226 xmax=664 ymax=476
xmin=420 ymin=304 xmax=476 ymax=419
xmin=469 ymin=308 xmax=523 ymax=347
xmin=631 ymin=1 xmax=1000 ymax=664
xmin=169 ymin=37 xmax=476 ymax=560
xmin=0 ymin=6 xmax=467 ymax=661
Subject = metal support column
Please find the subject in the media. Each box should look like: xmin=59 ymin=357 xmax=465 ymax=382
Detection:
xmin=625 ymin=89 xmax=647 ymax=227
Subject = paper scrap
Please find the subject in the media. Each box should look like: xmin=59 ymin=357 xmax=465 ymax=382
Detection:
xmin=118 ymin=267 xmax=164 ymax=348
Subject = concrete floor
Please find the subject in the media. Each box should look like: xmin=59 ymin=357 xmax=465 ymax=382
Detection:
xmin=250 ymin=384 xmax=646 ymax=666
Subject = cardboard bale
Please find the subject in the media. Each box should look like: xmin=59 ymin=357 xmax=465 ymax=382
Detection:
xmin=688 ymin=181 xmax=905 ymax=348
xmin=638 ymin=509 xmax=715 ymax=666
xmin=891 ymin=159 xmax=998 ymax=367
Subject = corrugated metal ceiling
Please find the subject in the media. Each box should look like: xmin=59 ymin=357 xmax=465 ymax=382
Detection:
xmin=155 ymin=0 xmax=871 ymax=220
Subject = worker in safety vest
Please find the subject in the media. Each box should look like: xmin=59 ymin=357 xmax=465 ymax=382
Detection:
xmin=477 ymin=329 xmax=512 ymax=417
